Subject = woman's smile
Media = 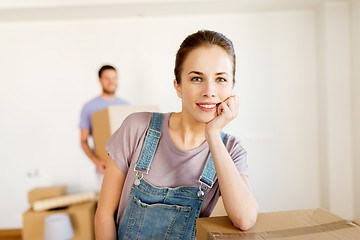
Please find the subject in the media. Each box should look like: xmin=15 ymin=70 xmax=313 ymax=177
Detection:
xmin=196 ymin=102 xmax=219 ymax=112
xmin=175 ymin=45 xmax=234 ymax=123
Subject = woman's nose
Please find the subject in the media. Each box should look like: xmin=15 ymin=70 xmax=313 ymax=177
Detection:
xmin=202 ymin=82 xmax=216 ymax=97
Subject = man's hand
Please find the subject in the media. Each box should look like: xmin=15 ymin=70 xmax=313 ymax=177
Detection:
xmin=95 ymin=158 xmax=106 ymax=174
xmin=81 ymin=128 xmax=106 ymax=175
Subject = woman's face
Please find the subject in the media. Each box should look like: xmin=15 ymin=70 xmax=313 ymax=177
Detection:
xmin=175 ymin=45 xmax=234 ymax=124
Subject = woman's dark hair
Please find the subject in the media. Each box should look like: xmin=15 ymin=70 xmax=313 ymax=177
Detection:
xmin=98 ymin=65 xmax=117 ymax=78
xmin=174 ymin=30 xmax=236 ymax=84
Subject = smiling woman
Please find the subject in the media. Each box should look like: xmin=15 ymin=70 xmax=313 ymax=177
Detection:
xmin=174 ymin=44 xmax=235 ymax=124
xmin=94 ymin=30 xmax=258 ymax=240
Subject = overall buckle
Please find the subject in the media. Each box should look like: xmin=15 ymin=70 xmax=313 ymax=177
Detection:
xmin=134 ymin=171 xmax=145 ymax=186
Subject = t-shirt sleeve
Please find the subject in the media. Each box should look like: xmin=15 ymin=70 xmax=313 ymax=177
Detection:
xmin=213 ymin=134 xmax=248 ymax=199
xmin=105 ymin=112 xmax=151 ymax=175
xmin=226 ymin=134 xmax=248 ymax=176
xmin=79 ymin=105 xmax=90 ymax=130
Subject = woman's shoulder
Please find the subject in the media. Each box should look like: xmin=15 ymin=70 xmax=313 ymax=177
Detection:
xmin=122 ymin=111 xmax=171 ymax=131
xmin=123 ymin=112 xmax=170 ymax=127
xmin=109 ymin=112 xmax=154 ymax=145
xmin=122 ymin=112 xmax=153 ymax=131
xmin=124 ymin=111 xmax=152 ymax=122
xmin=222 ymin=133 xmax=246 ymax=152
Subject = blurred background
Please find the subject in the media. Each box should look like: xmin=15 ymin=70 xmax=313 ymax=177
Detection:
xmin=0 ymin=0 xmax=359 ymax=230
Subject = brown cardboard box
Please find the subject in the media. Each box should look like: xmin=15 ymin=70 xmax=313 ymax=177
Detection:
xmin=28 ymin=186 xmax=67 ymax=204
xmin=197 ymin=208 xmax=360 ymax=240
xmin=23 ymin=201 xmax=97 ymax=240
xmin=210 ymin=197 xmax=226 ymax=217
xmin=91 ymin=105 xmax=159 ymax=161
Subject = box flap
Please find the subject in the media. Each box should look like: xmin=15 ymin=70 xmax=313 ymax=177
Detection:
xmin=197 ymin=208 xmax=360 ymax=240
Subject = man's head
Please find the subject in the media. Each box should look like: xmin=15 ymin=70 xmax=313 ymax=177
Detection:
xmin=98 ymin=65 xmax=118 ymax=95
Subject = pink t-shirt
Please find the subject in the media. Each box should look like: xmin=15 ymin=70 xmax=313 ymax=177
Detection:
xmin=105 ymin=112 xmax=248 ymax=225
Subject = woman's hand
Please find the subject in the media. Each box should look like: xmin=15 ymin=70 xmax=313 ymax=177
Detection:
xmin=204 ymin=95 xmax=258 ymax=230
xmin=206 ymin=95 xmax=239 ymax=135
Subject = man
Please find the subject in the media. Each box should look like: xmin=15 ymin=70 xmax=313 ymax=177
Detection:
xmin=79 ymin=65 xmax=128 ymax=175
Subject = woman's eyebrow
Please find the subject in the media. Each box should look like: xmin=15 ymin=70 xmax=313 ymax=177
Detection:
xmin=216 ymin=72 xmax=229 ymax=76
xmin=188 ymin=71 xmax=229 ymax=76
xmin=188 ymin=71 xmax=203 ymax=75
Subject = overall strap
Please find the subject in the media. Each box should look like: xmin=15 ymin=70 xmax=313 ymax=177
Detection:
xmin=134 ymin=112 xmax=164 ymax=174
xmin=198 ymin=131 xmax=227 ymax=189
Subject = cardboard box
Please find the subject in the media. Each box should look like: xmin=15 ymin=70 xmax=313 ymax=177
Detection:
xmin=23 ymin=201 xmax=97 ymax=240
xmin=210 ymin=196 xmax=226 ymax=217
xmin=197 ymin=208 xmax=360 ymax=240
xmin=28 ymin=186 xmax=67 ymax=204
xmin=91 ymin=105 xmax=159 ymax=161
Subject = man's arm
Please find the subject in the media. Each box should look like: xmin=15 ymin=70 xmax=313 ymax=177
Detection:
xmin=80 ymin=129 xmax=106 ymax=174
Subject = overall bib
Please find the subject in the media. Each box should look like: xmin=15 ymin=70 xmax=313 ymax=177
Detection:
xmin=118 ymin=113 xmax=226 ymax=240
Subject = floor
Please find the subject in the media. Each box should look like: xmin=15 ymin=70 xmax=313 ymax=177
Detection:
xmin=0 ymin=229 xmax=22 ymax=240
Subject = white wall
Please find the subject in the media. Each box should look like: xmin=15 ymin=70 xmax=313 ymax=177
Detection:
xmin=351 ymin=0 xmax=360 ymax=223
xmin=0 ymin=11 xmax=320 ymax=228
xmin=0 ymin=2 xmax=355 ymax=229
xmin=316 ymin=1 xmax=354 ymax=220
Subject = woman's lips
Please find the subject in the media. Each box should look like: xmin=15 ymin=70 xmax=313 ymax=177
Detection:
xmin=196 ymin=103 xmax=219 ymax=112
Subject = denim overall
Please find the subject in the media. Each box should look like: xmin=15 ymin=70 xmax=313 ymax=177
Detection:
xmin=118 ymin=113 xmax=227 ymax=240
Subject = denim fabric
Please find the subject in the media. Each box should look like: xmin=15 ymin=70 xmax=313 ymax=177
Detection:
xmin=118 ymin=113 xmax=227 ymax=240
xmin=198 ymin=132 xmax=227 ymax=188
xmin=118 ymin=178 xmax=204 ymax=240
xmin=134 ymin=113 xmax=164 ymax=173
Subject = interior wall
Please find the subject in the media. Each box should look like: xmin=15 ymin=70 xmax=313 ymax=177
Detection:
xmin=0 ymin=10 xmax=320 ymax=228
xmin=316 ymin=1 xmax=354 ymax=220
xmin=351 ymin=0 xmax=360 ymax=223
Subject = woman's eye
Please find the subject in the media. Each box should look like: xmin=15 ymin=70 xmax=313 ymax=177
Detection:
xmin=217 ymin=78 xmax=227 ymax=82
xmin=192 ymin=77 xmax=202 ymax=82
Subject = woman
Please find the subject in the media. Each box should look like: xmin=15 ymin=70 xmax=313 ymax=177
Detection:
xmin=95 ymin=30 xmax=258 ymax=240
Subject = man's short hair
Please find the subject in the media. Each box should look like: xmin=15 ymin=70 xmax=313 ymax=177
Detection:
xmin=98 ymin=65 xmax=117 ymax=78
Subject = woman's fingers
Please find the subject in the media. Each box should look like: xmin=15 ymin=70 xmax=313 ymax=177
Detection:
xmin=222 ymin=95 xmax=238 ymax=119
xmin=218 ymin=101 xmax=230 ymax=115
xmin=209 ymin=95 xmax=239 ymax=132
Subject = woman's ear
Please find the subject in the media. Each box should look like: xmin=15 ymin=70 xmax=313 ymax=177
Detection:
xmin=174 ymin=79 xmax=182 ymax=98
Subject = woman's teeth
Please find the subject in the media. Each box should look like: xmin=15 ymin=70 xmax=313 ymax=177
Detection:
xmin=198 ymin=104 xmax=216 ymax=108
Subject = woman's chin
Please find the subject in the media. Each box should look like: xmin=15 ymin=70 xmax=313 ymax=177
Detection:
xmin=197 ymin=112 xmax=217 ymax=124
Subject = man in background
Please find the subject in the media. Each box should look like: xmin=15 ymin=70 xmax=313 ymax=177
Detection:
xmin=79 ymin=65 xmax=128 ymax=177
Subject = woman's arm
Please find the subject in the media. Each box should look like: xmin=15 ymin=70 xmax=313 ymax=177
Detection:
xmin=205 ymin=96 xmax=258 ymax=230
xmin=206 ymin=132 xmax=258 ymax=230
xmin=95 ymin=156 xmax=126 ymax=240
